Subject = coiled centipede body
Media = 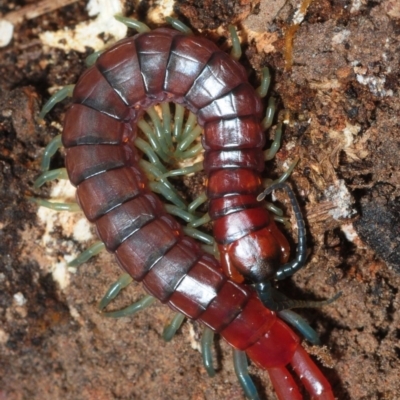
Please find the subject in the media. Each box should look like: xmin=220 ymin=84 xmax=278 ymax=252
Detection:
xmin=35 ymin=17 xmax=338 ymax=400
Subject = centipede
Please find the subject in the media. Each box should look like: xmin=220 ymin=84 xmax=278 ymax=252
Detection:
xmin=33 ymin=15 xmax=339 ymax=400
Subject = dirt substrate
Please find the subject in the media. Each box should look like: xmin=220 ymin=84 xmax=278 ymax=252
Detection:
xmin=1 ymin=0 xmax=400 ymax=399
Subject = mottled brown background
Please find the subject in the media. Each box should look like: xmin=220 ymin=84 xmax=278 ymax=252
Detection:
xmin=1 ymin=0 xmax=400 ymax=399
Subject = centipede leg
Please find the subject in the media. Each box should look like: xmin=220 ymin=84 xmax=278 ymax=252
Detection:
xmin=277 ymin=309 xmax=320 ymax=345
xmin=165 ymin=16 xmax=193 ymax=35
xmin=98 ymin=273 xmax=133 ymax=310
xmin=228 ymin=25 xmax=242 ymax=60
xmin=114 ymin=15 xmax=150 ymax=33
xmin=233 ymin=349 xmax=260 ymax=400
xmin=103 ymin=295 xmax=155 ymax=318
xmin=162 ymin=312 xmax=185 ymax=341
xmin=68 ymin=241 xmax=106 ymax=267
xmin=40 ymin=134 xmax=62 ymax=172
xmin=38 ymin=84 xmax=75 ymax=119
xmin=262 ymin=96 xmax=277 ymax=131
xmin=290 ymin=345 xmax=335 ymax=400
xmin=256 ymin=67 xmax=271 ymax=98
xmin=28 ymin=197 xmax=81 ymax=212
xmin=201 ymin=327 xmax=216 ymax=377
xmin=264 ymin=118 xmax=281 ymax=159
xmin=34 ymin=167 xmax=68 ymax=188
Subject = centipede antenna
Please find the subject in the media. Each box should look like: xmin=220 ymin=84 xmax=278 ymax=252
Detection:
xmin=28 ymin=197 xmax=81 ymax=212
xmin=103 ymin=295 xmax=155 ymax=318
xmin=201 ymin=327 xmax=216 ymax=377
xmin=277 ymin=309 xmax=321 ymax=345
xmin=162 ymin=312 xmax=186 ymax=342
xmin=233 ymin=349 xmax=260 ymax=400
xmin=165 ymin=16 xmax=193 ymax=35
xmin=39 ymin=84 xmax=75 ymax=120
xmin=256 ymin=67 xmax=271 ymax=98
xmin=229 ymin=25 xmax=242 ymax=60
xmin=34 ymin=167 xmax=68 ymax=189
xmin=257 ymin=181 xmax=307 ymax=280
xmin=68 ymin=241 xmax=106 ymax=267
xmin=114 ymin=15 xmax=150 ymax=33
xmin=98 ymin=273 xmax=133 ymax=310
xmin=40 ymin=134 xmax=62 ymax=172
xmin=255 ymin=280 xmax=342 ymax=311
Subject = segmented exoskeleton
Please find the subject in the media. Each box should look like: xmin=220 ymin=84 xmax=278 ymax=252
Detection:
xmin=34 ymin=18 xmax=338 ymax=400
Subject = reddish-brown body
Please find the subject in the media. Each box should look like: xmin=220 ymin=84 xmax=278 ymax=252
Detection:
xmin=62 ymin=27 xmax=334 ymax=399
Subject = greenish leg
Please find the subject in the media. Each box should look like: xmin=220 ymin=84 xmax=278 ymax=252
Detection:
xmin=175 ymin=125 xmax=203 ymax=155
xmin=149 ymin=182 xmax=186 ymax=209
xmin=68 ymin=241 xmax=106 ymax=267
xmin=34 ymin=168 xmax=68 ymax=189
xmin=164 ymin=204 xmax=197 ymax=224
xmin=183 ymin=227 xmax=214 ymax=246
xmin=146 ymin=106 xmax=169 ymax=153
xmin=161 ymin=102 xmax=173 ymax=148
xmin=261 ymin=97 xmax=277 ymax=131
xmin=103 ymin=295 xmax=155 ymax=318
xmin=265 ymin=201 xmax=283 ymax=217
xmin=40 ymin=134 xmax=62 ymax=172
xmin=162 ymin=312 xmax=186 ymax=342
xmin=173 ymin=104 xmax=185 ymax=139
xmin=114 ymin=15 xmax=150 ymax=33
xmin=85 ymin=50 xmax=103 ymax=67
xmin=188 ymin=192 xmax=208 ymax=214
xmin=256 ymin=67 xmax=271 ymax=98
xmin=274 ymin=157 xmax=299 ymax=184
xmin=98 ymin=273 xmax=133 ymax=310
xmin=201 ymin=327 xmax=216 ymax=377
xmin=229 ymin=25 xmax=242 ymax=60
xmin=28 ymin=197 xmax=81 ymax=212
xmin=137 ymin=119 xmax=170 ymax=163
xmin=189 ymin=213 xmax=211 ymax=228
xmin=179 ymin=143 xmax=203 ymax=159
xmin=165 ymin=16 xmax=193 ymax=35
xmin=233 ymin=349 xmax=260 ymax=400
xmin=182 ymin=111 xmax=197 ymax=137
xmin=277 ymin=309 xmax=321 ymax=345
xmin=160 ymin=162 xmax=203 ymax=180
xmin=134 ymin=137 xmax=167 ymax=173
xmin=39 ymin=85 xmax=75 ymax=120
xmin=264 ymin=121 xmax=282 ymax=161
xmin=139 ymin=159 xmax=186 ymax=209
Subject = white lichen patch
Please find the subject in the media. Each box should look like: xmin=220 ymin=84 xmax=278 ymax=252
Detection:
xmin=324 ymin=180 xmax=355 ymax=220
xmin=356 ymin=74 xmax=393 ymax=97
xmin=39 ymin=0 xmax=127 ymax=52
xmin=13 ymin=292 xmax=27 ymax=306
xmin=146 ymin=0 xmax=175 ymax=24
xmin=36 ymin=180 xmax=94 ymax=290
xmin=0 ymin=19 xmax=14 ymax=47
